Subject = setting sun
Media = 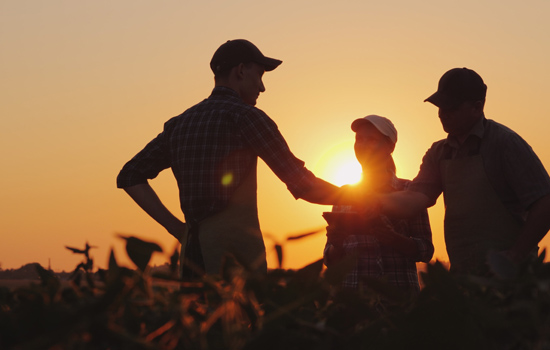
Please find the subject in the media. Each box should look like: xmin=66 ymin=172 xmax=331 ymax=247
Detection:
xmin=314 ymin=141 xmax=362 ymax=186
xmin=334 ymin=160 xmax=362 ymax=186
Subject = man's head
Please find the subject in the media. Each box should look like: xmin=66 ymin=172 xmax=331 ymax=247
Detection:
xmin=425 ymin=68 xmax=486 ymax=137
xmin=210 ymin=39 xmax=282 ymax=106
xmin=425 ymin=67 xmax=487 ymax=109
xmin=210 ymin=39 xmax=282 ymax=78
xmin=351 ymin=115 xmax=397 ymax=168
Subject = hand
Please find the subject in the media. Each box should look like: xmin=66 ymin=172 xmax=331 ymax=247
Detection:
xmin=339 ymin=184 xmax=370 ymax=208
xmin=167 ymin=221 xmax=187 ymax=242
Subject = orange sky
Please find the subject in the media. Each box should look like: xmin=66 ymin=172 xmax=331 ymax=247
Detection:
xmin=1 ymin=1 xmax=550 ymax=272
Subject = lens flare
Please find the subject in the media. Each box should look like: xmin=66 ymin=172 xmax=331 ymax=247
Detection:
xmin=221 ymin=173 xmax=233 ymax=186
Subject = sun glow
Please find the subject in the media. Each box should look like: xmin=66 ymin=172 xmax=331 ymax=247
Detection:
xmin=314 ymin=141 xmax=362 ymax=186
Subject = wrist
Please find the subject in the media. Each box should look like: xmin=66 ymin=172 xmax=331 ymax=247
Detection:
xmin=167 ymin=220 xmax=186 ymax=240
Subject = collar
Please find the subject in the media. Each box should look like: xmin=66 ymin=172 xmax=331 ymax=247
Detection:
xmin=210 ymin=86 xmax=241 ymax=99
xmin=446 ymin=117 xmax=486 ymax=149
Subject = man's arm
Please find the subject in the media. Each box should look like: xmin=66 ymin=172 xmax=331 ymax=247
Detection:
xmin=378 ymin=190 xmax=432 ymax=219
xmin=506 ymin=193 xmax=550 ymax=262
xmin=298 ymin=178 xmax=347 ymax=205
xmin=301 ymin=181 xmax=433 ymax=218
xmin=122 ymin=183 xmax=186 ymax=241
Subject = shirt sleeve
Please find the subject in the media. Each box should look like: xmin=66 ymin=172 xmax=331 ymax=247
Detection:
xmin=116 ymin=131 xmax=172 ymax=188
xmin=238 ymin=108 xmax=317 ymax=199
xmin=500 ymin=131 xmax=550 ymax=210
xmin=408 ymin=141 xmax=445 ymax=207
xmin=400 ymin=179 xmax=434 ymax=263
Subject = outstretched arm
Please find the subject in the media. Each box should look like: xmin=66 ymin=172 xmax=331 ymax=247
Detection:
xmin=299 ymin=178 xmax=347 ymax=205
xmin=122 ymin=183 xmax=186 ymax=241
xmin=301 ymin=180 xmax=433 ymax=218
xmin=378 ymin=190 xmax=432 ymax=219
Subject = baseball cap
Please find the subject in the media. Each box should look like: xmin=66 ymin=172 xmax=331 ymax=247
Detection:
xmin=424 ymin=67 xmax=487 ymax=109
xmin=210 ymin=39 xmax=282 ymax=75
xmin=351 ymin=114 xmax=398 ymax=145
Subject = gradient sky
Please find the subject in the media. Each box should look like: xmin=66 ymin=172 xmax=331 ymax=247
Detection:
xmin=1 ymin=1 xmax=549 ymax=272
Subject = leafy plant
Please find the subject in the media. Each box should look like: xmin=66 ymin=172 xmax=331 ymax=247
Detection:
xmin=1 ymin=235 xmax=550 ymax=350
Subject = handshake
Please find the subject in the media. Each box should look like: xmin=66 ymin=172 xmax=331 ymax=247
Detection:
xmin=322 ymin=211 xmax=371 ymax=234
xmin=323 ymin=210 xmax=396 ymax=247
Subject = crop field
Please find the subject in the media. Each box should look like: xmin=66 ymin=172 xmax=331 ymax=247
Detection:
xmin=0 ymin=280 xmax=38 ymax=290
xmin=1 ymin=236 xmax=550 ymax=349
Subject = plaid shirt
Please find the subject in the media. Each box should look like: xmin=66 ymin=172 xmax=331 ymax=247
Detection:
xmin=324 ymin=177 xmax=433 ymax=293
xmin=117 ymin=86 xmax=317 ymax=224
xmin=409 ymin=117 xmax=550 ymax=221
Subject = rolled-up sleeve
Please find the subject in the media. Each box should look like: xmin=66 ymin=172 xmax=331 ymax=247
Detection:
xmin=116 ymin=131 xmax=172 ymax=188
xmin=408 ymin=142 xmax=445 ymax=207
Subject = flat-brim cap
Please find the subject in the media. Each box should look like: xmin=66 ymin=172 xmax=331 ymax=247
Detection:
xmin=210 ymin=39 xmax=282 ymax=74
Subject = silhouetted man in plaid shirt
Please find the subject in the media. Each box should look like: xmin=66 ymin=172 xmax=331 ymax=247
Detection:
xmin=117 ymin=39 xmax=351 ymax=277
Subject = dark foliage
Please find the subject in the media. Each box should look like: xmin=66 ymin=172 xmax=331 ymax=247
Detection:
xmin=1 ymin=237 xmax=550 ymax=349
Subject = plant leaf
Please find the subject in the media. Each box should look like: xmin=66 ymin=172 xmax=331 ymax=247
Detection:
xmin=108 ymin=248 xmax=119 ymax=271
xmin=286 ymin=228 xmax=324 ymax=241
xmin=34 ymin=263 xmax=60 ymax=294
xmin=65 ymin=246 xmax=86 ymax=254
xmin=274 ymin=244 xmax=283 ymax=269
xmin=118 ymin=235 xmax=163 ymax=271
xmin=169 ymin=246 xmax=179 ymax=276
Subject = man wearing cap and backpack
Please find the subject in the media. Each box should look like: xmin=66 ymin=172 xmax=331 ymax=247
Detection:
xmin=369 ymin=67 xmax=550 ymax=275
xmin=117 ymin=39 xmax=352 ymax=277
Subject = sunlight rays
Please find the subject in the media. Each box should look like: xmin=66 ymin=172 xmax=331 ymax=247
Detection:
xmin=314 ymin=141 xmax=362 ymax=187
